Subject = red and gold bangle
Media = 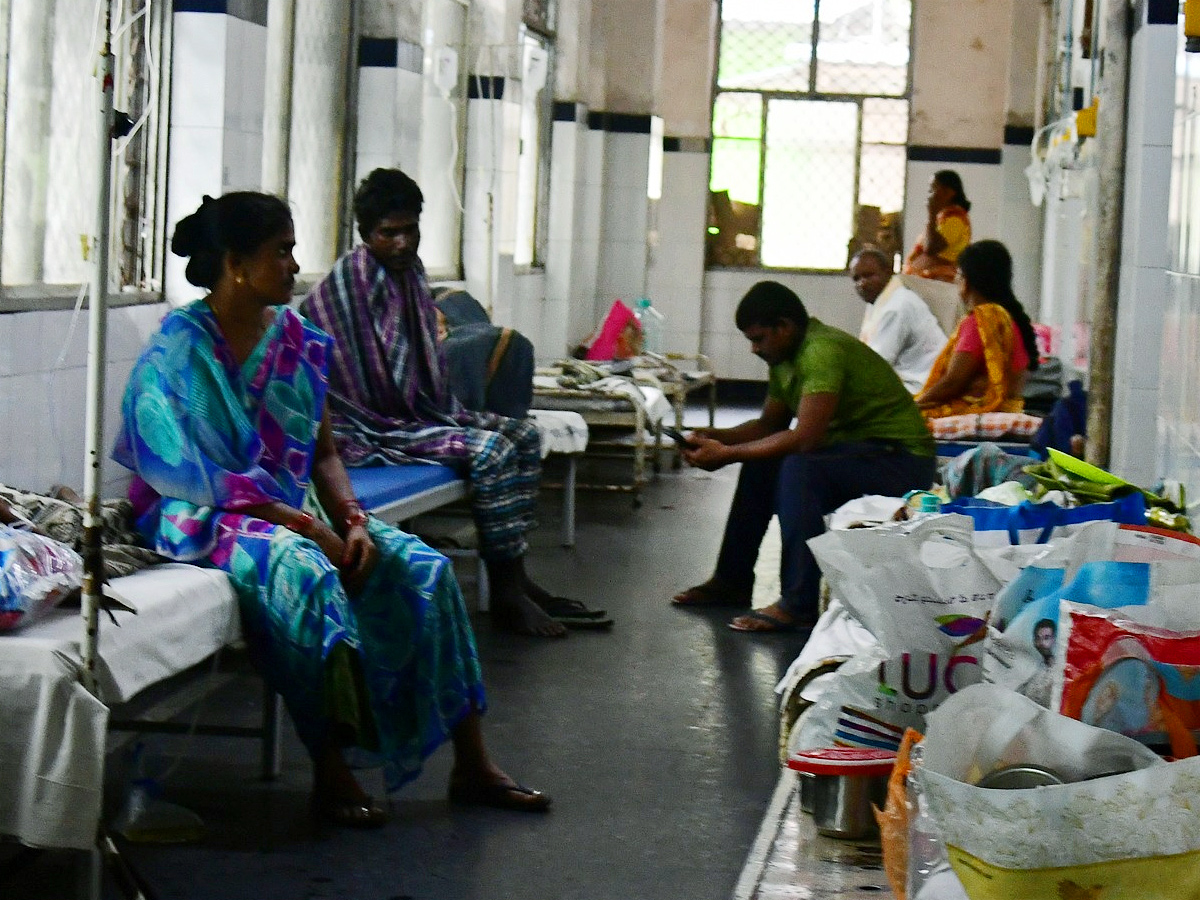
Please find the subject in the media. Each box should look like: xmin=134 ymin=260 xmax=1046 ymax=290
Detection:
xmin=337 ymin=498 xmax=368 ymax=530
xmin=288 ymin=510 xmax=317 ymax=537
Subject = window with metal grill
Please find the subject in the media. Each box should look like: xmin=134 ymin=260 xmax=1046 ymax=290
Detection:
xmin=1 ymin=0 xmax=166 ymax=301
xmin=709 ymin=0 xmax=912 ymax=271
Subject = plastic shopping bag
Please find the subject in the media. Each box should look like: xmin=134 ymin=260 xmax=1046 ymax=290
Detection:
xmin=876 ymin=728 xmax=922 ymax=900
xmin=941 ymin=493 xmax=1146 ymax=546
xmin=914 ymin=684 xmax=1200 ymax=900
xmin=788 ymin=646 xmax=983 ymax=755
xmin=809 ymin=516 xmax=1006 ymax=657
xmin=1056 ymin=601 xmax=1200 ymax=757
xmin=0 ymin=524 xmax=82 ymax=631
xmin=983 ymin=524 xmax=1200 ymax=706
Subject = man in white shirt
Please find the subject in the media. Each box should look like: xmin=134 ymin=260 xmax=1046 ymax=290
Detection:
xmin=851 ymin=248 xmax=947 ymax=393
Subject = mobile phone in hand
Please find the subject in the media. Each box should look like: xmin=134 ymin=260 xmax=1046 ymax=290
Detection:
xmin=662 ymin=426 xmax=697 ymax=449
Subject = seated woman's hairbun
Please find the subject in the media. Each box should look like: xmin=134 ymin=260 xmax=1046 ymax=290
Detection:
xmin=168 ymin=192 xmax=293 ymax=290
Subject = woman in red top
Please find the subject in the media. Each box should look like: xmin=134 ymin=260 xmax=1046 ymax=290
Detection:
xmin=916 ymin=240 xmax=1039 ymax=418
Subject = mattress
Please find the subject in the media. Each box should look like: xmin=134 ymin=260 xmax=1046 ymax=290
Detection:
xmin=0 ymin=563 xmax=239 ymax=849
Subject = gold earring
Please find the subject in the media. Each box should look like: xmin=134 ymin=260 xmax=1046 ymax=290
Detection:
xmin=235 ymin=275 xmax=244 ymax=284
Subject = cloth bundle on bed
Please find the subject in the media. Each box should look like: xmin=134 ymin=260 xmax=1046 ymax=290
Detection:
xmin=927 ymin=411 xmax=1042 ymax=442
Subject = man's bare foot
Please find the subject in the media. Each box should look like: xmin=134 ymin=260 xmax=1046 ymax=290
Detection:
xmin=50 ymin=484 xmax=83 ymax=505
xmin=728 ymin=601 xmax=810 ymax=633
xmin=492 ymin=592 xmax=568 ymax=637
xmin=448 ymin=764 xmax=551 ymax=812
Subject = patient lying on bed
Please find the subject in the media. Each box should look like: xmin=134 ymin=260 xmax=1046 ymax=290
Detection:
xmin=0 ymin=483 xmax=162 ymax=579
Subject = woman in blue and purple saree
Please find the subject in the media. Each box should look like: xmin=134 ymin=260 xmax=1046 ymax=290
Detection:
xmin=113 ymin=193 xmax=549 ymax=824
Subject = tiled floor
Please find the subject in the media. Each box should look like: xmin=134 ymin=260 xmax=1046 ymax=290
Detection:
xmin=736 ymin=774 xmax=893 ymax=900
xmin=0 ymin=399 xmax=899 ymax=899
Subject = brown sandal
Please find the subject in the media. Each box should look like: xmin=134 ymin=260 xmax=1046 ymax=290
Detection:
xmin=448 ymin=778 xmax=552 ymax=813
xmin=671 ymin=578 xmax=753 ymax=608
xmin=311 ymin=794 xmax=390 ymax=829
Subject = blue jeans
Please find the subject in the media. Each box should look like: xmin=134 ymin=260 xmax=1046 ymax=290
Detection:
xmin=714 ymin=443 xmax=937 ymax=620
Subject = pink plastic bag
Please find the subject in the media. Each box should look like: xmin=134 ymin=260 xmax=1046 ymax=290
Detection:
xmin=584 ymin=300 xmax=642 ymax=360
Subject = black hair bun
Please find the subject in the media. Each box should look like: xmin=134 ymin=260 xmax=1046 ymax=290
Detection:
xmin=170 ymin=195 xmax=216 ymax=258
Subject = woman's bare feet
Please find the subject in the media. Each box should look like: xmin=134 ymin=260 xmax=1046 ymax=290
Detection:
xmin=312 ymin=747 xmax=389 ymax=828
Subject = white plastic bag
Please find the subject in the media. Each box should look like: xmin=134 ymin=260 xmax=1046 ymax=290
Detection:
xmin=809 ymin=516 xmax=1007 ymax=657
xmin=0 ymin=524 xmax=82 ymax=631
xmin=914 ymin=684 xmax=1200 ymax=900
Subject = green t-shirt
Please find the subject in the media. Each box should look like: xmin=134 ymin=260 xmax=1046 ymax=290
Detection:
xmin=767 ymin=318 xmax=935 ymax=457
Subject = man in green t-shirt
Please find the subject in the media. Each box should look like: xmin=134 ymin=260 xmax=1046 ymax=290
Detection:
xmin=673 ymin=281 xmax=936 ymax=633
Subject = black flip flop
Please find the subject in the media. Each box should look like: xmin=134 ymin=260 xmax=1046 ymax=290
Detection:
xmin=543 ymin=597 xmax=608 ymax=620
xmin=557 ymin=614 xmax=615 ymax=630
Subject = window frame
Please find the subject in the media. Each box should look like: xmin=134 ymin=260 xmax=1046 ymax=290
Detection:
xmin=708 ymin=0 xmax=914 ymax=274
xmin=0 ymin=0 xmax=170 ymax=312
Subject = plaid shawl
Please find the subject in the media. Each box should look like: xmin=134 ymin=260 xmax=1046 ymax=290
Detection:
xmin=301 ymin=247 xmax=474 ymax=465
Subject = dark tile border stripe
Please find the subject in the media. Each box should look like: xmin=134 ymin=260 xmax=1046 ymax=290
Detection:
xmin=1004 ymin=125 xmax=1035 ymax=146
xmin=587 ymin=112 xmax=653 ymax=134
xmin=468 ymin=76 xmax=505 ymax=100
xmin=174 ymin=0 xmax=267 ymax=25
xmin=553 ymin=101 xmax=585 ymax=123
xmin=907 ymin=145 xmax=1002 ymax=165
xmin=1147 ymin=0 xmax=1178 ymax=26
xmin=715 ymin=378 xmax=767 ymax=406
xmin=359 ymin=38 xmax=398 ymax=69
xmin=664 ymin=136 xmax=711 ymax=153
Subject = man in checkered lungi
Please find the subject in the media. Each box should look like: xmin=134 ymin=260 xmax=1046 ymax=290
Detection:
xmin=303 ymin=169 xmax=610 ymax=637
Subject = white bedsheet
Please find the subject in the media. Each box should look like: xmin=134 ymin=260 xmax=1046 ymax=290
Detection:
xmin=531 ymin=377 xmax=672 ymax=425
xmin=0 ymin=564 xmax=239 ymax=849
xmin=529 ymin=409 xmax=589 ymax=457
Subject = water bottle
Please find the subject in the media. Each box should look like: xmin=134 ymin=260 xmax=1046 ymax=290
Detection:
xmin=634 ymin=297 xmax=665 ymax=355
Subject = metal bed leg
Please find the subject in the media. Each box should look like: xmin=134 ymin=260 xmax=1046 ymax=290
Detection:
xmin=78 ymin=846 xmax=102 ymax=900
xmin=261 ymin=686 xmax=282 ymax=781
xmin=632 ymin=406 xmax=646 ymax=508
xmin=476 ymin=555 xmax=490 ymax=611
xmin=562 ymin=455 xmax=577 ymax=547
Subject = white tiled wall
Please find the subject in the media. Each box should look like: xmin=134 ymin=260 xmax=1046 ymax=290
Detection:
xmin=1111 ymin=18 xmax=1177 ymax=486
xmin=700 ymin=270 xmax=864 ymax=380
xmin=1158 ymin=31 xmax=1200 ymax=507
xmin=596 ymin=130 xmax=651 ymax=306
xmin=645 ymin=148 xmax=708 ymax=355
xmin=999 ymin=143 xmax=1045 ymax=321
xmin=355 ymin=64 xmax=400 ymax=180
xmin=0 ymin=304 xmax=168 ymax=495
xmin=463 ymin=91 xmax=520 ymax=313
xmin=1038 ymin=174 xmax=1088 ymax=375
xmin=288 ymin=0 xmax=351 ymax=275
xmin=167 ymin=10 xmax=268 ymax=303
